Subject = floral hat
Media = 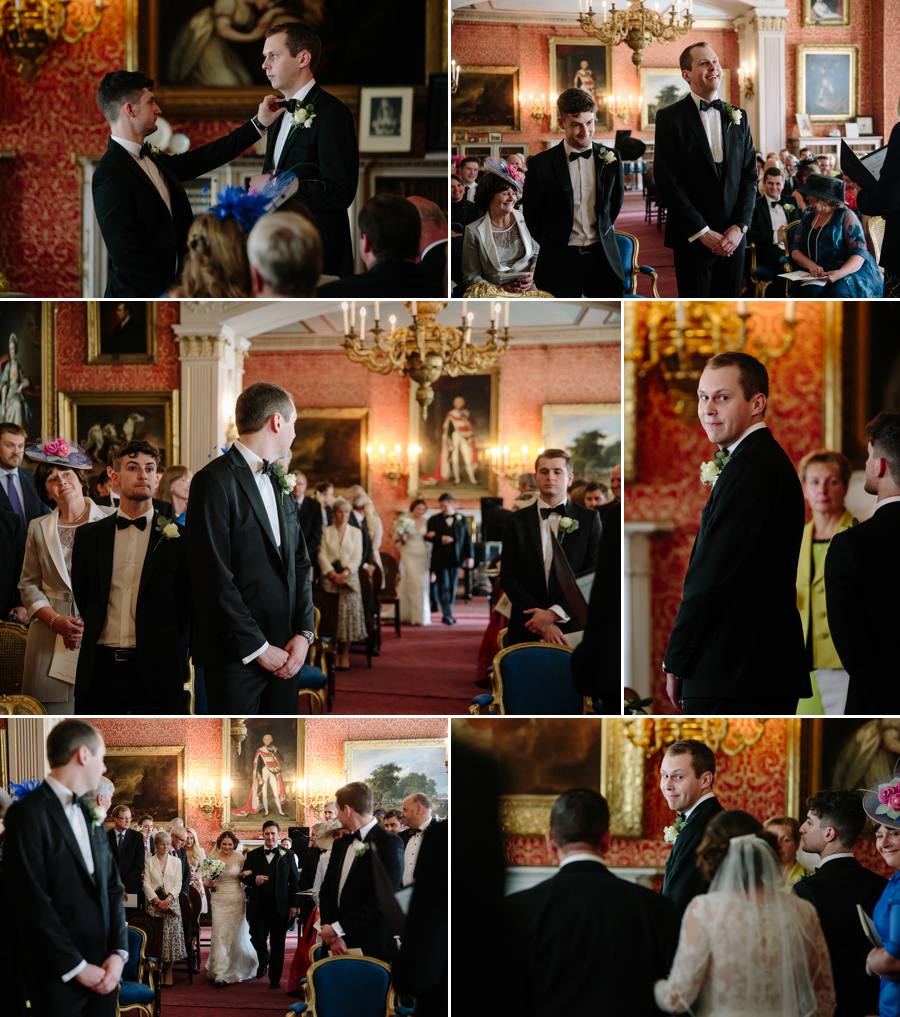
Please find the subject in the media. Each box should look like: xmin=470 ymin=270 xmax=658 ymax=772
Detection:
xmin=25 ymin=438 xmax=92 ymax=470
xmin=863 ymin=766 xmax=900 ymax=831
xmin=482 ymin=156 xmax=525 ymax=193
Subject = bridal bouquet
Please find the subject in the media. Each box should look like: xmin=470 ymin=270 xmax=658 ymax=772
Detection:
xmin=201 ymin=857 xmax=227 ymax=883
xmin=394 ymin=515 xmax=415 ymax=543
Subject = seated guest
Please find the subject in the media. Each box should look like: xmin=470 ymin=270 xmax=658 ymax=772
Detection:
xmin=0 ymin=508 xmax=25 ymax=621
xmin=855 ymin=100 xmax=900 ymax=296
xmin=461 ymin=158 xmax=542 ymax=298
xmin=507 ymin=151 xmax=527 ymax=176
xmin=450 ymin=175 xmax=481 ymax=235
xmin=317 ymin=496 xmax=367 ymax=670
xmin=763 ymin=815 xmax=809 ymax=887
xmin=71 ymin=439 xmax=190 ymax=714
xmin=789 ymin=174 xmax=883 ymax=296
xmin=291 ymin=470 xmax=323 ymax=566
xmin=817 ymin=152 xmax=839 ymax=177
xmin=458 ymin=156 xmax=480 ymax=202
xmin=796 ymin=789 xmax=886 ymax=1017
xmin=317 ymin=194 xmax=434 ymax=297
xmin=143 ymin=830 xmax=188 ymax=986
xmin=157 ymin=465 xmax=191 ymax=525
xmin=747 ymin=167 xmax=797 ymax=281
xmin=107 ymin=805 xmax=145 ymax=906
xmin=248 ymin=210 xmax=323 ymax=297
xmin=19 ymin=439 xmax=113 ymax=714
xmin=0 ymin=422 xmax=50 ymax=525
xmin=409 ymin=195 xmax=448 ymax=295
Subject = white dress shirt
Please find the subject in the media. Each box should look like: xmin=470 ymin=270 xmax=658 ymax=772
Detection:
xmin=463 ymin=180 xmax=477 ymax=202
xmin=272 ymin=78 xmax=316 ymax=170
xmin=767 ymin=200 xmax=788 ymax=246
xmin=563 ymin=142 xmax=599 ymax=247
xmin=1 ymin=467 xmax=25 ymax=516
xmin=683 ymin=791 xmax=717 ymax=819
xmin=536 ymin=498 xmax=570 ymax=623
xmin=559 ymin=851 xmax=605 ymax=868
xmin=110 ymin=135 xmax=173 ymax=216
xmin=331 ymin=817 xmax=379 ymax=940
xmin=725 ymin=421 xmax=767 ymax=456
xmin=875 ymin=495 xmax=900 ymax=513
xmin=816 ymin=851 xmax=855 ymax=868
xmin=402 ymin=816 xmax=432 ymax=886
xmin=686 ymin=91 xmax=724 ymax=243
xmin=98 ymin=504 xmax=154 ymax=647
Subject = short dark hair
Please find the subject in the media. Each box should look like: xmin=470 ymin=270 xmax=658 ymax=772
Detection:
xmin=584 ymin=481 xmax=605 ymax=495
xmin=451 ymin=174 xmax=463 ymax=185
xmin=473 ymin=171 xmax=519 ymax=213
xmin=0 ymin=422 xmax=26 ymax=440
xmin=459 ymin=157 xmax=480 ymax=170
xmin=549 ymin=789 xmax=610 ymax=847
xmin=438 ymin=492 xmax=454 ymax=504
xmin=705 ymin=351 xmax=769 ymax=403
xmin=556 ymin=87 xmax=595 ymax=118
xmin=216 ymin=830 xmax=239 ymax=849
xmin=110 ymin=804 xmax=131 ymax=819
xmin=535 ymin=448 xmax=573 ymax=472
xmin=315 ymin=481 xmax=333 ymax=495
xmin=679 ymin=42 xmax=710 ymax=72
xmin=763 ymin=167 xmax=783 ymax=180
xmin=33 ymin=463 xmax=89 ymax=507
xmin=235 ymin=382 xmax=295 ymax=435
xmin=665 ymin=738 xmax=716 ymax=778
xmin=97 ymin=71 xmax=154 ymax=124
xmin=358 ymin=194 xmax=421 ymax=262
xmin=806 ymin=790 xmax=866 ymax=848
xmin=336 ymin=781 xmax=373 ymax=815
xmin=409 ymin=498 xmax=427 ymax=513
xmin=46 ymin=719 xmax=102 ymax=769
xmin=264 ymin=22 xmax=322 ymax=71
xmin=262 ymin=819 xmax=281 ymax=832
xmin=384 ymin=809 xmax=402 ymax=821
xmin=866 ymin=412 xmax=900 ymax=483
xmin=112 ymin=439 xmax=161 ymax=468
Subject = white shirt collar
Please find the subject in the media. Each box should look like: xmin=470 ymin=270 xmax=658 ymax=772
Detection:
xmin=421 ymin=238 xmax=447 ymax=260
xmin=116 ymin=503 xmax=154 ymax=521
xmin=358 ymin=816 xmax=379 ymax=841
xmin=725 ymin=421 xmax=767 ymax=455
xmin=413 ymin=816 xmax=433 ymax=835
xmin=817 ymin=851 xmax=855 ymax=868
xmin=689 ymin=90 xmax=720 ymax=110
xmin=45 ymin=773 xmax=79 ymax=807
xmin=537 ymin=496 xmax=567 ymax=513
xmin=287 ymin=79 xmax=316 ymax=103
xmin=684 ymin=791 xmax=716 ymax=819
xmin=559 ymin=852 xmax=605 ymax=868
xmin=563 ymin=141 xmax=593 ymax=160
xmin=233 ymin=439 xmax=265 ymax=472
xmin=875 ymin=495 xmax=900 ymax=513
xmin=0 ymin=466 xmax=17 ymax=476
xmin=110 ymin=135 xmax=144 ymax=158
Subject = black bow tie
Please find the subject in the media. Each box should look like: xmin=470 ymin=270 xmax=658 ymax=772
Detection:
xmin=770 ymin=200 xmax=781 ymax=208
xmin=116 ymin=515 xmax=147 ymax=531
xmin=350 ymin=830 xmax=362 ymax=841
xmin=539 ymin=505 xmax=565 ymax=520
xmin=275 ymin=99 xmax=300 ymax=112
xmin=569 ymin=149 xmax=592 ymax=162
xmin=699 ymin=99 xmax=723 ymax=112
xmin=259 ymin=460 xmax=277 ymax=477
xmin=138 ymin=142 xmax=153 ymax=160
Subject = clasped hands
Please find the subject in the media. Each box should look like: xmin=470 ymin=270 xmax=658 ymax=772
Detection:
xmin=523 ymin=607 xmax=568 ymax=646
xmin=50 ymin=613 xmax=83 ymax=650
xmin=699 ymin=225 xmax=744 ymax=258
xmin=75 ymin=953 xmax=124 ymax=995
xmin=258 ymin=634 xmax=309 ymax=680
xmin=320 ymin=924 xmax=348 ymax=955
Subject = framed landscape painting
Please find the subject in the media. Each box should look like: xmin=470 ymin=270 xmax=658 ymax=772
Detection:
xmin=104 ymin=746 xmax=185 ymax=822
xmin=223 ymin=718 xmax=305 ymax=827
xmin=344 ymin=738 xmax=448 ymax=818
xmin=292 ymin=408 xmax=368 ymax=490
xmin=452 ymin=66 xmax=520 ymax=132
xmin=797 ymin=45 xmax=858 ymax=122
xmin=0 ymin=301 xmax=55 ymax=439
xmin=542 ymin=403 xmax=621 ymax=485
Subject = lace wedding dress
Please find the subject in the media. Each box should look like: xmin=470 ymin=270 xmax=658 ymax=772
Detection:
xmin=205 ymin=854 xmax=258 ymax=984
xmin=399 ymin=519 xmax=432 ymax=626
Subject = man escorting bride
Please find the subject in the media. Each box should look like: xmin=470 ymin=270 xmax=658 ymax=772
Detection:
xmin=203 ymin=831 xmax=258 ymax=987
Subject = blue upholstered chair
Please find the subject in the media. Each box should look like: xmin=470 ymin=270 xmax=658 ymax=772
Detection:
xmin=470 ymin=642 xmax=583 ymax=715
xmin=284 ymin=954 xmax=401 ymax=1017
xmin=117 ymin=925 xmax=156 ymax=1017
xmin=615 ymin=230 xmax=660 ymax=298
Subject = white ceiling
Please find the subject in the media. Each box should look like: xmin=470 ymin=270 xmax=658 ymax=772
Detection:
xmin=452 ymin=0 xmax=774 ymax=23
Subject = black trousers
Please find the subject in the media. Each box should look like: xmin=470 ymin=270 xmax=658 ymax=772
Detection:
xmin=205 ymin=659 xmax=300 ymax=714
xmin=26 ymin=980 xmax=116 ymax=1017
xmin=674 ymin=236 xmax=746 ymax=297
xmin=249 ymin=901 xmax=289 ymax=986
xmin=435 ymin=566 xmax=460 ymax=621
xmin=535 ymin=243 xmax=624 ymax=297
xmin=681 ymin=696 xmax=799 ymax=716
xmin=76 ymin=648 xmax=139 ymax=713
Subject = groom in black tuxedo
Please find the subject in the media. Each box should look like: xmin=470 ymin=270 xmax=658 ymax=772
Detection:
xmin=92 ymin=71 xmax=284 ymax=297
xmin=3 ymin=720 xmax=128 ymax=1016
xmin=663 ymin=352 xmax=808 ymax=714
xmin=250 ymin=23 xmax=358 ymax=277
xmin=500 ymin=449 xmax=601 ymax=646
xmin=425 ymin=494 xmax=473 ymax=625
xmin=660 ymin=739 xmax=724 ymax=919
xmin=71 ymin=439 xmax=190 ymax=714
xmin=186 ymin=382 xmax=315 ymax=714
xmin=319 ymin=782 xmax=404 ymax=961
xmin=654 ymin=42 xmax=757 ymax=297
xmin=242 ymin=821 xmax=299 ymax=988
xmin=522 ymin=87 xmax=625 ymax=297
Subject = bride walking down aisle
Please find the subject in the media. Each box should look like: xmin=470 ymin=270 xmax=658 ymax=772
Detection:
xmin=204 ymin=831 xmax=258 ymax=987
xmin=396 ymin=499 xmax=433 ymax=626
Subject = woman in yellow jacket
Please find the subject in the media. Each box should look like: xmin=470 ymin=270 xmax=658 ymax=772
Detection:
xmin=795 ymin=450 xmax=856 ymax=715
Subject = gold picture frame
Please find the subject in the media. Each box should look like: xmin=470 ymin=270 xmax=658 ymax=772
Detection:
xmin=549 ymin=37 xmax=613 ymax=131
xmin=344 ymin=737 xmax=448 ymax=817
xmin=0 ymin=301 xmax=55 ymax=439
xmin=104 ymin=745 xmax=185 ymax=822
xmin=86 ymin=302 xmax=158 ymax=365
xmin=803 ymin=0 xmax=850 ymax=27
xmin=452 ymin=66 xmax=521 ymax=133
xmin=222 ymin=719 xmax=306 ymax=828
xmin=57 ymin=389 xmax=179 ymax=470
xmin=797 ymin=45 xmax=858 ymax=123
xmin=292 ymin=407 xmax=369 ymax=492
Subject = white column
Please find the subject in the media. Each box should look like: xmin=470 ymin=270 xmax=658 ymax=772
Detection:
xmin=624 ymin=520 xmax=674 ymax=699
xmin=736 ymin=9 xmax=789 ymax=156
xmin=7 ymin=718 xmax=57 ymax=784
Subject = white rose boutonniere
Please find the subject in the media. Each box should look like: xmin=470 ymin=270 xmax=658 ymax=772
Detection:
xmin=557 ymin=516 xmax=580 ymax=543
xmin=601 ymin=148 xmax=616 ymax=165
xmin=783 ymin=202 xmax=796 ymax=213
xmin=353 ymin=840 xmax=371 ymax=858
xmin=455 ymin=513 xmax=463 ymax=522
xmin=82 ymin=796 xmax=107 ymax=829
xmin=155 ymin=516 xmax=180 ymax=540
xmin=721 ymin=101 xmax=742 ymax=128
xmin=663 ymin=814 xmax=687 ymax=844
xmin=699 ymin=449 xmax=732 ymax=487
xmin=293 ymin=102 xmax=316 ymax=129
xmin=271 ymin=463 xmax=297 ymax=496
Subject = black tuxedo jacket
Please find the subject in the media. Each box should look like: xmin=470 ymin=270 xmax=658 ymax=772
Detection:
xmin=661 ymin=795 xmax=723 ymax=918
xmin=0 ymin=466 xmax=49 ymax=523
xmin=4 ymin=782 xmax=128 ymax=982
xmin=826 ymin=501 xmax=900 ymax=713
xmin=93 ymin=494 xmax=174 ymax=519
xmin=348 ymin=510 xmax=375 ymax=566
xmin=500 ymin=500 xmax=601 ymax=644
xmin=857 ymin=121 xmax=900 ymax=276
xmin=317 ymin=259 xmax=438 ymax=298
xmin=319 ymin=824 xmax=403 ymax=960
xmin=70 ymin=511 xmax=191 ymax=713
xmin=242 ymin=845 xmax=299 ymax=917
xmin=425 ymin=512 xmax=472 ymax=570
xmin=296 ymin=496 xmax=323 ymax=565
xmin=450 ymin=198 xmax=481 ymax=234
xmin=504 ymin=860 xmax=679 ymax=1017
xmin=793 ymin=856 xmax=885 ymax=1017
xmin=748 ymin=193 xmax=795 ymax=270
xmin=186 ymin=445 xmax=314 ymax=669
xmin=654 ymin=94 xmax=757 ymax=248
xmin=0 ymin=508 xmax=25 ymax=614
xmin=664 ymin=427 xmax=809 ymax=702
xmin=420 ymin=241 xmax=448 ymax=296
xmin=522 ymin=141 xmax=625 ymax=287
xmin=106 ymin=827 xmax=145 ymax=897
xmin=263 ymin=85 xmax=358 ymax=277
xmin=92 ymin=121 xmax=260 ymax=297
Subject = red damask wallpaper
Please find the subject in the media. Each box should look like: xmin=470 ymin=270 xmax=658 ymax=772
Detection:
xmin=626 ymin=302 xmax=827 ymax=711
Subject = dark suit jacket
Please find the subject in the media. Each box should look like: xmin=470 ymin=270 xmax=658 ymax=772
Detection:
xmin=522 ymin=141 xmax=625 ymax=289
xmin=348 ymin=510 xmax=375 ymax=567
xmin=748 ymin=193 xmax=796 ymax=270
xmin=296 ymin=496 xmax=323 ymax=566
xmin=505 ymin=860 xmax=679 ymax=1017
xmin=450 ymin=198 xmax=481 ymax=234
xmin=420 ymin=241 xmax=448 ymax=295
xmin=0 ymin=509 xmax=25 ymax=614
xmin=661 ymin=795 xmax=724 ymax=918
xmin=319 ymin=823 xmax=403 ymax=960
xmin=317 ymin=259 xmax=438 ymax=298
xmin=70 ymin=512 xmax=191 ymax=713
xmin=793 ymin=856 xmax=885 ymax=1017
xmin=664 ymin=427 xmax=809 ymax=702
xmin=92 ymin=121 xmax=260 ymax=297
xmin=654 ymin=94 xmax=757 ymax=249
xmin=425 ymin=512 xmax=472 ymax=571
xmin=94 ymin=494 xmax=174 ymax=519
xmin=263 ymin=85 xmax=358 ymax=276
xmin=0 ymin=467 xmax=49 ymax=524
xmin=185 ymin=445 xmax=314 ymax=669
xmin=826 ymin=501 xmax=900 ymax=713
xmin=500 ymin=500 xmax=601 ymax=644
xmin=242 ymin=845 xmax=300 ymax=917
xmin=106 ymin=827 xmax=145 ymax=897
xmin=4 ymin=782 xmax=128 ymax=987
xmin=857 ymin=121 xmax=900 ymax=275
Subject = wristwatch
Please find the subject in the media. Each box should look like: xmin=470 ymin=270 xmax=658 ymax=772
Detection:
xmin=300 ymin=630 xmax=315 ymax=645
xmin=739 ymin=224 xmax=748 ymax=235
xmin=251 ymin=116 xmax=268 ymax=133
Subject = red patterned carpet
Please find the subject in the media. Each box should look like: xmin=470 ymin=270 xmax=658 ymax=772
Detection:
xmin=616 ymin=191 xmax=678 ymax=297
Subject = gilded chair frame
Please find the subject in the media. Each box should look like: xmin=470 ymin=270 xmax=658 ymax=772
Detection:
xmin=0 ymin=694 xmax=46 ymax=715
xmin=293 ymin=954 xmax=398 ymax=1017
xmin=117 ymin=924 xmax=155 ymax=1017
xmin=477 ymin=641 xmax=582 ymax=715
xmin=615 ymin=229 xmax=661 ymax=298
xmin=300 ymin=606 xmax=331 ymax=715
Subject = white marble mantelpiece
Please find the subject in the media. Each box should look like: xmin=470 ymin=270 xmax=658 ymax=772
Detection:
xmin=625 ymin=520 xmax=675 ymax=699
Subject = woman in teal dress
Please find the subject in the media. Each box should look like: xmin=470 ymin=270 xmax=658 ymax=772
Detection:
xmin=863 ymin=772 xmax=900 ymax=1016
xmin=789 ymin=174 xmax=883 ymax=297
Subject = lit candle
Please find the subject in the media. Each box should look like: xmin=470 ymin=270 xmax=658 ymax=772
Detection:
xmin=786 ymin=300 xmax=795 ymax=323
xmin=374 ymin=300 xmax=380 ymax=321
xmin=341 ymin=301 xmax=349 ymax=332
xmin=389 ymin=314 xmax=397 ymax=329
xmin=351 ymin=300 xmax=356 ymax=328
xmin=359 ymin=306 xmax=367 ymax=341
xmin=737 ymin=300 xmax=746 ymax=315
xmin=675 ymin=302 xmax=686 ymax=328
xmin=504 ymin=302 xmax=510 ymax=327
xmin=462 ymin=299 xmax=468 ymax=320
xmin=411 ymin=301 xmax=418 ymax=317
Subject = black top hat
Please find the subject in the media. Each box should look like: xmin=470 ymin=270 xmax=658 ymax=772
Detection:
xmin=803 ymin=173 xmax=845 ymax=205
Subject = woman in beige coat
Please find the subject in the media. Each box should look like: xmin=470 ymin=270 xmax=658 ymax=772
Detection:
xmin=318 ymin=496 xmax=367 ymax=669
xmin=143 ymin=829 xmax=188 ymax=984
xmin=18 ymin=441 xmax=113 ymax=713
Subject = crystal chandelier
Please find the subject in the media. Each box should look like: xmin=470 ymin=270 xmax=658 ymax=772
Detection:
xmin=0 ymin=0 xmax=107 ymax=80
xmin=577 ymin=0 xmax=694 ymax=68
xmin=342 ymin=300 xmax=511 ymax=420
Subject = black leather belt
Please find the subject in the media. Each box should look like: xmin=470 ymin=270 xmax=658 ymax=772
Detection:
xmin=96 ymin=647 xmax=136 ymax=663
xmin=569 ymin=242 xmax=602 ymax=255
